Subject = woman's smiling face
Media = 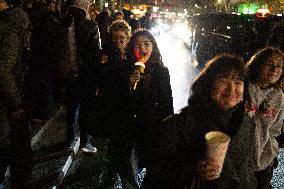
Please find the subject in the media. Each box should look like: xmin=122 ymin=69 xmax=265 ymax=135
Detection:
xmin=211 ymin=71 xmax=244 ymax=111
xmin=112 ymin=30 xmax=129 ymax=50
xmin=258 ymin=55 xmax=283 ymax=87
xmin=134 ymin=35 xmax=153 ymax=63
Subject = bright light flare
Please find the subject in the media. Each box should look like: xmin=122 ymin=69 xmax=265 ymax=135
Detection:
xmin=172 ymin=22 xmax=191 ymax=42
xmin=153 ymin=6 xmax=158 ymax=13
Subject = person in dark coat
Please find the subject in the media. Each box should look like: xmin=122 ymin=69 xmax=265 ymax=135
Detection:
xmin=126 ymin=29 xmax=174 ymax=184
xmin=97 ymin=10 xmax=112 ymax=47
xmin=62 ymin=0 xmax=101 ymax=152
xmin=29 ymin=0 xmax=55 ymax=122
xmin=141 ymin=54 xmax=258 ymax=189
xmin=96 ymin=20 xmax=138 ymax=189
xmin=140 ymin=11 xmax=152 ymax=30
xmin=0 ymin=0 xmax=33 ymax=188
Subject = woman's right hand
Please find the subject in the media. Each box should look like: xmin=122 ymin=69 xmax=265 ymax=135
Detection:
xmin=197 ymin=158 xmax=221 ymax=181
xmin=130 ymin=70 xmax=141 ymax=85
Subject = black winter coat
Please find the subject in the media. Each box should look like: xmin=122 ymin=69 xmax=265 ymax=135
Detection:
xmin=142 ymin=101 xmax=257 ymax=189
xmin=95 ymin=45 xmax=133 ymax=137
xmin=65 ymin=6 xmax=101 ymax=105
xmin=132 ymin=60 xmax=174 ymax=167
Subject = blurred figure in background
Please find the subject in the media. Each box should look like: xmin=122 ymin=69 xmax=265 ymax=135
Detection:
xmin=113 ymin=10 xmax=124 ymax=22
xmin=46 ymin=0 xmax=61 ymax=20
xmin=88 ymin=2 xmax=99 ymax=22
xmin=64 ymin=0 xmax=101 ymax=152
xmin=140 ymin=11 xmax=152 ymax=30
xmin=97 ymin=10 xmax=112 ymax=47
xmin=0 ymin=0 xmax=33 ymax=188
xmin=29 ymin=0 xmax=55 ymax=122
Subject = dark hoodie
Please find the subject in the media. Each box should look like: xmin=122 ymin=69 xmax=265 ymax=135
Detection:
xmin=5 ymin=6 xmax=31 ymax=51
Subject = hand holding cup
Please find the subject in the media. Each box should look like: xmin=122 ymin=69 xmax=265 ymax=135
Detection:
xmin=201 ymin=131 xmax=231 ymax=180
xmin=198 ymin=158 xmax=221 ymax=181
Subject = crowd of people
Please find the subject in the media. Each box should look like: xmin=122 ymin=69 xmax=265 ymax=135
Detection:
xmin=0 ymin=0 xmax=284 ymax=189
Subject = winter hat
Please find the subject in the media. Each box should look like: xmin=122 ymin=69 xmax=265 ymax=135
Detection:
xmin=67 ymin=0 xmax=91 ymax=20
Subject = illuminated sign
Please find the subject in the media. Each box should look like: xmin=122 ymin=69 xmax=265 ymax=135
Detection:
xmin=237 ymin=3 xmax=259 ymax=14
xmin=255 ymin=8 xmax=270 ymax=18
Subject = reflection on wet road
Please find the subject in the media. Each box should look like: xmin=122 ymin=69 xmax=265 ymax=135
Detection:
xmin=156 ymin=33 xmax=199 ymax=113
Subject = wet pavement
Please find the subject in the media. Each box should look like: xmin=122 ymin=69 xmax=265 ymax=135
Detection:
xmin=272 ymin=148 xmax=284 ymax=188
xmin=10 ymin=33 xmax=284 ymax=188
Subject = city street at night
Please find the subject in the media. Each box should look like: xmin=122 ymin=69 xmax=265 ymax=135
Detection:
xmin=17 ymin=31 xmax=283 ymax=188
xmin=2 ymin=0 xmax=284 ymax=188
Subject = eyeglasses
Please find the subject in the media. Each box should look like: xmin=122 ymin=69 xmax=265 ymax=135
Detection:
xmin=261 ymin=64 xmax=283 ymax=69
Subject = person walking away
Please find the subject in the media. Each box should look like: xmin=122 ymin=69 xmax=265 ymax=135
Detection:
xmin=245 ymin=47 xmax=284 ymax=189
xmin=113 ymin=10 xmax=124 ymax=22
xmin=0 ymin=0 xmax=33 ymax=188
xmin=64 ymin=0 xmax=101 ymax=152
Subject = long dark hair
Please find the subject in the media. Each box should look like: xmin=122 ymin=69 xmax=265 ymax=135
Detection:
xmin=188 ymin=53 xmax=246 ymax=106
xmin=127 ymin=29 xmax=163 ymax=66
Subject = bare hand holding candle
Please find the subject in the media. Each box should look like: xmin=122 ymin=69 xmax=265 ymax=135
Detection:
xmin=130 ymin=49 xmax=147 ymax=92
xmin=199 ymin=131 xmax=231 ymax=181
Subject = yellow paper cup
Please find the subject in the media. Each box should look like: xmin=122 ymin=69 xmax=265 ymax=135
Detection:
xmin=205 ymin=131 xmax=231 ymax=179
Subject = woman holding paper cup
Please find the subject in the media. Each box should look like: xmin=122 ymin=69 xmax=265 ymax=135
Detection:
xmin=126 ymin=29 xmax=174 ymax=183
xmin=142 ymin=54 xmax=258 ymax=189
